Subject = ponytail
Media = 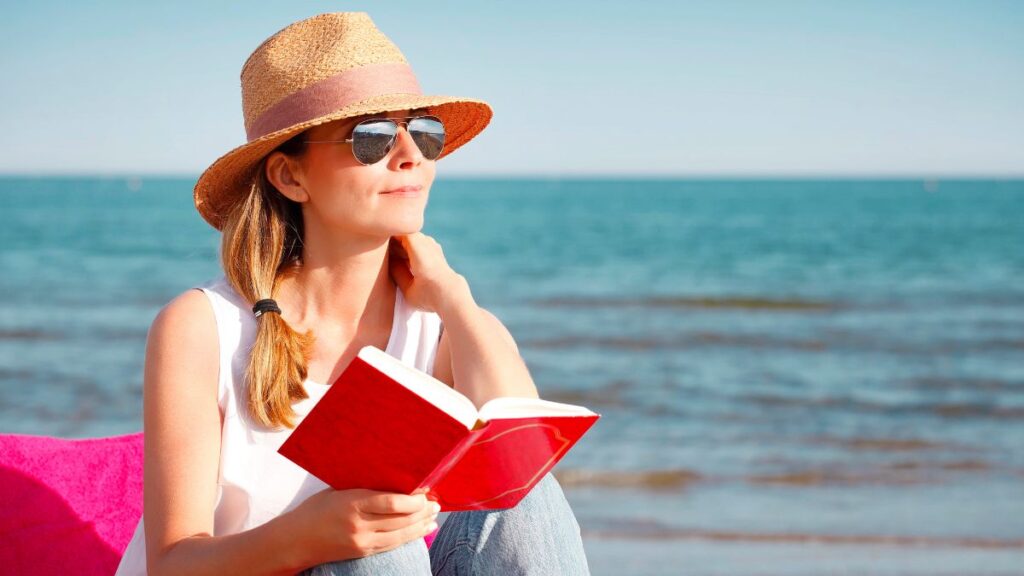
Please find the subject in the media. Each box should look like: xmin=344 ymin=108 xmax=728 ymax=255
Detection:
xmin=220 ymin=135 xmax=315 ymax=429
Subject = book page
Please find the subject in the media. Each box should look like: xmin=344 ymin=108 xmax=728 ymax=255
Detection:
xmin=478 ymin=396 xmax=597 ymax=422
xmin=358 ymin=346 xmax=480 ymax=429
xmin=430 ymin=411 xmax=600 ymax=511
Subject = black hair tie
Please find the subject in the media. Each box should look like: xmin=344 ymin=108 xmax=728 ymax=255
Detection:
xmin=252 ymin=298 xmax=282 ymax=318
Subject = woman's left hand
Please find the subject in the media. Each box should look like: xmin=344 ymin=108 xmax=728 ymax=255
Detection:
xmin=388 ymin=233 xmax=471 ymax=315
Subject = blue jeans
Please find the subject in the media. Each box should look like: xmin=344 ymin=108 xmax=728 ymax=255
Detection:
xmin=300 ymin=472 xmax=590 ymax=575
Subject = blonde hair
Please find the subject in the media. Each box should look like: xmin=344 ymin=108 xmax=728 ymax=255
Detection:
xmin=219 ymin=135 xmax=316 ymax=429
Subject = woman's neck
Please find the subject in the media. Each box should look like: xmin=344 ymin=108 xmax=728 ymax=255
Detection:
xmin=278 ymin=239 xmax=397 ymax=333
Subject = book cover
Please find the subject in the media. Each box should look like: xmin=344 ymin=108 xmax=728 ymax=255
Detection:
xmin=278 ymin=346 xmax=600 ymax=511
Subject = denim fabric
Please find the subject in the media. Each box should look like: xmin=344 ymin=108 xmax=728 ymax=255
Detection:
xmin=301 ymin=472 xmax=590 ymax=576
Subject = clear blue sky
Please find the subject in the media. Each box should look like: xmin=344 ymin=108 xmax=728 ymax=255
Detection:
xmin=2 ymin=1 xmax=1022 ymax=177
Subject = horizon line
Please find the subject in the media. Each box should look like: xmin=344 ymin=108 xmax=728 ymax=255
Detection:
xmin=1 ymin=171 xmax=1023 ymax=181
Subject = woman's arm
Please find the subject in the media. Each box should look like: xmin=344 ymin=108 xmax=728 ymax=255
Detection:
xmin=388 ymin=232 xmax=538 ymax=407
xmin=142 ymin=289 xmax=307 ymax=575
xmin=433 ymin=278 xmax=539 ymax=408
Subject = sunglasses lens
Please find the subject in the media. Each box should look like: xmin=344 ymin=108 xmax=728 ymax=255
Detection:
xmin=409 ymin=116 xmax=446 ymax=160
xmin=352 ymin=120 xmax=398 ymax=164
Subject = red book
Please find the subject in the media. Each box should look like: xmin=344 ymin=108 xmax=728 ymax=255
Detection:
xmin=278 ymin=345 xmax=600 ymax=511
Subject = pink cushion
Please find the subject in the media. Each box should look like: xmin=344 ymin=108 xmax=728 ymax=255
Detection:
xmin=0 ymin=432 xmax=438 ymax=574
xmin=0 ymin=432 xmax=144 ymax=576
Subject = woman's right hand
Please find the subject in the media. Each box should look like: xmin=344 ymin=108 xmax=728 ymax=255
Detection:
xmin=291 ymin=486 xmax=441 ymax=563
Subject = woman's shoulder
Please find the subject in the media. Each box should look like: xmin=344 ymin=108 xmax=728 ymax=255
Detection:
xmin=143 ymin=285 xmax=221 ymax=403
xmin=149 ymin=284 xmax=219 ymax=345
xmin=147 ymin=276 xmax=235 ymax=350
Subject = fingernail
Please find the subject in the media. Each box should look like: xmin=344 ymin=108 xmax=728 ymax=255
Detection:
xmin=427 ymin=521 xmax=438 ymax=532
xmin=431 ymin=502 xmax=441 ymax=514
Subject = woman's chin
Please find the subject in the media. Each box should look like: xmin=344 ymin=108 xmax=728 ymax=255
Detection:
xmin=388 ymin=213 xmax=426 ymax=233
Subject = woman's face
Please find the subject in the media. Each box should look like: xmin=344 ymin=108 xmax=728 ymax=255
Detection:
xmin=266 ymin=107 xmax=436 ymax=240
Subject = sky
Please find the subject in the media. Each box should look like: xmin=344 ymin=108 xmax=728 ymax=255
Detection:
xmin=1 ymin=1 xmax=1022 ymax=177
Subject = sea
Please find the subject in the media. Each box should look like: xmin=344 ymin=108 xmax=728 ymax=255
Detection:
xmin=1 ymin=176 xmax=1023 ymax=575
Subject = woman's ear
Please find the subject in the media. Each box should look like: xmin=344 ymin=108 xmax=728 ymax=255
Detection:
xmin=265 ymin=151 xmax=309 ymax=203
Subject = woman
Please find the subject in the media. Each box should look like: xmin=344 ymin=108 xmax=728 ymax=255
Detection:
xmin=115 ymin=11 xmax=591 ymax=576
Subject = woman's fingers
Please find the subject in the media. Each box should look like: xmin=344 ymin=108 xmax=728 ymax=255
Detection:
xmin=364 ymin=500 xmax=440 ymax=532
xmin=356 ymin=491 xmax=428 ymax=515
xmin=373 ymin=512 xmax=439 ymax=552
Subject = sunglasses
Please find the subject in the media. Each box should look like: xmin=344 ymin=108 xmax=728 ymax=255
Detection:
xmin=302 ymin=115 xmax=446 ymax=165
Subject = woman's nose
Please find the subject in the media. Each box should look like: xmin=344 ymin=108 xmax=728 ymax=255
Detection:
xmin=388 ymin=124 xmax=423 ymax=168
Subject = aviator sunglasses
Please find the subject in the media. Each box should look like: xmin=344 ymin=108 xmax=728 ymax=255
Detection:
xmin=302 ymin=115 xmax=446 ymax=165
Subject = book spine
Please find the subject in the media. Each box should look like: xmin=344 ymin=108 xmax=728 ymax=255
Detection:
xmin=415 ymin=423 xmax=486 ymax=495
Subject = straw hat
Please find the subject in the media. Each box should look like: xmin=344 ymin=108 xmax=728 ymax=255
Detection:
xmin=193 ymin=12 xmax=493 ymax=230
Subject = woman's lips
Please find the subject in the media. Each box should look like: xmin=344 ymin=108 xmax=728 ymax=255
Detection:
xmin=381 ymin=185 xmax=422 ymax=196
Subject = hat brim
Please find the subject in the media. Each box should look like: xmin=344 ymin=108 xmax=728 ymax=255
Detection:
xmin=193 ymin=93 xmax=492 ymax=230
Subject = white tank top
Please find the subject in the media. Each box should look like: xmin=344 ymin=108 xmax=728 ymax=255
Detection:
xmin=116 ymin=275 xmax=443 ymax=575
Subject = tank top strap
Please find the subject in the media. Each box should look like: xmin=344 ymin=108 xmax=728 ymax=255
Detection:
xmin=193 ymin=276 xmax=252 ymax=414
xmin=391 ymin=287 xmax=444 ymax=376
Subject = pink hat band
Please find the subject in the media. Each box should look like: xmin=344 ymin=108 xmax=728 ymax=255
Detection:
xmin=245 ymin=62 xmax=423 ymax=142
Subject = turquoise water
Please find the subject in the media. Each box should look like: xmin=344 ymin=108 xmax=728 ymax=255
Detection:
xmin=2 ymin=176 xmax=1023 ymax=574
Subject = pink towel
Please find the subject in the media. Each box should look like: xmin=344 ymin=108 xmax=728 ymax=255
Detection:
xmin=0 ymin=432 xmax=144 ymax=576
xmin=0 ymin=432 xmax=437 ymax=574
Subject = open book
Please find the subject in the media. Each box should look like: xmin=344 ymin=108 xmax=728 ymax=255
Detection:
xmin=278 ymin=345 xmax=600 ymax=511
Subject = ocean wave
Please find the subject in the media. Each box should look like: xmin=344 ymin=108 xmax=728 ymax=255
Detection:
xmin=744 ymin=458 xmax=1002 ymax=486
xmin=884 ymin=459 xmax=992 ymax=471
xmin=93 ymin=327 xmax=148 ymax=342
xmin=0 ymin=328 xmax=64 ymax=342
xmin=0 ymin=367 xmax=35 ymax=382
xmin=520 ymin=331 xmax=1024 ymax=355
xmin=554 ymin=468 xmax=703 ymax=490
xmin=542 ymin=380 xmax=630 ymax=407
xmin=804 ymin=434 xmax=960 ymax=451
xmin=741 ymin=393 xmax=1024 ymax=420
xmin=532 ymin=295 xmax=842 ymax=312
xmin=583 ymin=521 xmax=1024 ymax=549
xmin=558 ymin=459 xmax=1000 ymax=491
xmin=520 ymin=333 xmax=828 ymax=352
xmin=0 ymin=327 xmax=146 ymax=343
xmin=746 ymin=469 xmax=929 ymax=487
xmin=901 ymin=376 xmax=1024 ymax=393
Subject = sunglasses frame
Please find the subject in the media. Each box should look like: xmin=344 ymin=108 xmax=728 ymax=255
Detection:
xmin=302 ymin=114 xmax=446 ymax=165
